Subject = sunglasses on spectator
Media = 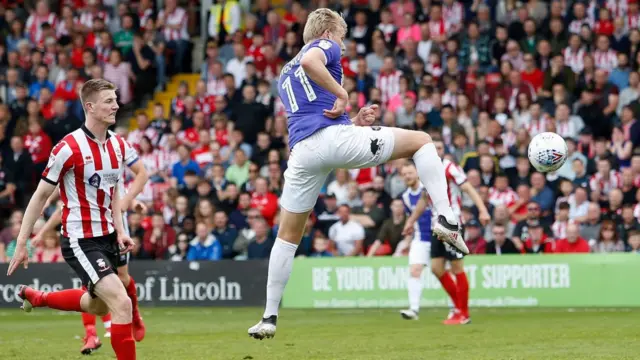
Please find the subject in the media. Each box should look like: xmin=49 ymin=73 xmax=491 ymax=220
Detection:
xmin=527 ymin=207 xmax=540 ymax=211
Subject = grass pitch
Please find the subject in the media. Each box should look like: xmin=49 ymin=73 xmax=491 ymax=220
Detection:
xmin=1 ymin=307 xmax=639 ymax=359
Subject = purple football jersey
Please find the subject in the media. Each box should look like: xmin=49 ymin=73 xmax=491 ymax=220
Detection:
xmin=278 ymin=38 xmax=351 ymax=150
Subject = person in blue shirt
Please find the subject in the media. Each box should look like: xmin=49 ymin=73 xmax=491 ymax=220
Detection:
xmin=530 ymin=172 xmax=555 ymax=215
xmin=247 ymin=218 xmax=274 ymax=260
xmin=28 ymin=65 xmax=55 ymax=100
xmin=186 ymin=223 xmax=222 ymax=261
xmin=172 ymin=144 xmax=201 ymax=186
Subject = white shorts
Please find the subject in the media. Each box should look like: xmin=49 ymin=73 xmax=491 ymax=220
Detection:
xmin=280 ymin=125 xmax=395 ymax=213
xmin=408 ymin=240 xmax=431 ymax=266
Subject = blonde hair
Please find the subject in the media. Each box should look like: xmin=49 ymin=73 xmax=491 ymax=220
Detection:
xmin=79 ymin=78 xmax=117 ymax=109
xmin=303 ymin=8 xmax=347 ymax=44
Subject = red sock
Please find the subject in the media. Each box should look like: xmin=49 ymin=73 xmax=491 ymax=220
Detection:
xmin=125 ymin=277 xmax=140 ymax=318
xmin=438 ymin=273 xmax=458 ymax=309
xmin=43 ymin=289 xmax=84 ymax=312
xmin=82 ymin=313 xmax=97 ymax=336
xmin=102 ymin=313 xmax=112 ymax=330
xmin=456 ymin=272 xmax=470 ymax=317
xmin=111 ymin=323 xmax=136 ymax=360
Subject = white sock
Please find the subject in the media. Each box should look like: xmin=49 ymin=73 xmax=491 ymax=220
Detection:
xmin=413 ymin=143 xmax=455 ymax=222
xmin=263 ymin=238 xmax=298 ymax=318
xmin=407 ymin=276 xmax=424 ymax=313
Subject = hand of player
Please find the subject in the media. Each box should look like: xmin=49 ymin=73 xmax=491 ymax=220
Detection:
xmin=117 ymin=233 xmax=135 ymax=255
xmin=323 ymin=96 xmax=347 ymax=119
xmin=402 ymin=218 xmax=416 ymax=237
xmin=7 ymin=242 xmax=29 ymax=276
xmin=479 ymin=211 xmax=491 ymax=226
xmin=353 ymin=105 xmax=378 ymax=126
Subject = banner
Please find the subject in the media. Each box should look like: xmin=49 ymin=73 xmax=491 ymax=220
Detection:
xmin=0 ymin=260 xmax=268 ymax=307
xmin=282 ymin=254 xmax=640 ymax=308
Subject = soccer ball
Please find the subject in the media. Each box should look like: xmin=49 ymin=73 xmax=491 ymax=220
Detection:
xmin=528 ymin=132 xmax=568 ymax=173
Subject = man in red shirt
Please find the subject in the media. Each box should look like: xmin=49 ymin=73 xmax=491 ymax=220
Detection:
xmin=465 ymin=220 xmax=487 ymax=254
xmin=250 ymin=177 xmax=278 ymax=226
xmin=521 ymin=220 xmax=555 ymax=253
xmin=556 ymin=223 xmax=590 ymax=253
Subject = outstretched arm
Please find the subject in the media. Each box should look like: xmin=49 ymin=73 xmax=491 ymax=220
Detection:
xmin=460 ymin=182 xmax=491 ymax=225
xmin=402 ymin=193 xmax=429 ymax=236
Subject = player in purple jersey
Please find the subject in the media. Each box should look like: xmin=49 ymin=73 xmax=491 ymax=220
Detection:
xmin=249 ymin=8 xmax=468 ymax=340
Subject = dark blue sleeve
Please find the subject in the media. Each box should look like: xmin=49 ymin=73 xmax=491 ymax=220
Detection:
xmin=312 ymin=39 xmax=341 ymax=65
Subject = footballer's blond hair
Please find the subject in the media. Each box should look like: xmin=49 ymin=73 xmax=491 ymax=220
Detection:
xmin=79 ymin=78 xmax=117 ymax=109
xmin=303 ymin=8 xmax=347 ymax=44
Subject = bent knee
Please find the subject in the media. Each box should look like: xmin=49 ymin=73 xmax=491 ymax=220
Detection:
xmin=414 ymin=131 xmax=432 ymax=145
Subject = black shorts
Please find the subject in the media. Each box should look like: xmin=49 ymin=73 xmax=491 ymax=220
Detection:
xmin=430 ymin=231 xmax=465 ymax=261
xmin=61 ymin=232 xmax=121 ymax=297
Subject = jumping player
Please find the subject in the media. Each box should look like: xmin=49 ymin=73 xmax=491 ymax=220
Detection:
xmin=7 ymin=79 xmax=138 ymax=360
xmin=36 ymin=154 xmax=148 ymax=354
xmin=248 ymin=8 xmax=467 ymax=340
xmin=401 ymin=140 xmax=490 ymax=325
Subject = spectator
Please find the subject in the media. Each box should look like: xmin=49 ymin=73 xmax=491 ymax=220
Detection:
xmin=212 ymin=210 xmax=238 ymax=259
xmin=157 ymin=0 xmax=191 ymax=73
xmin=486 ymin=223 xmax=519 ymax=254
xmin=247 ymin=217 xmax=274 ymax=260
xmin=367 ymin=198 xmax=406 ymax=256
xmin=328 ymin=205 xmax=365 ymax=256
xmin=522 ymin=220 xmax=555 ymax=253
xmin=187 ymin=222 xmax=222 ymax=261
xmin=225 ymin=148 xmax=250 ymax=186
xmin=31 ymin=231 xmax=63 ymax=263
xmin=172 ymin=145 xmax=201 ymax=186
xmin=167 ymin=233 xmax=190 ymax=262
xmin=530 ymin=172 xmax=555 ymax=213
xmin=485 ymin=204 xmax=515 ymax=240
xmin=556 ymin=222 xmax=591 ymax=253
xmin=581 ymin=202 xmax=603 ymax=242
xmin=143 ymin=213 xmax=177 ymax=260
xmin=591 ymin=220 xmax=625 ymax=253
xmin=551 ymin=202 xmax=573 ymax=240
xmin=250 ymin=177 xmax=278 ymax=226
xmin=103 ymin=48 xmax=133 ymax=106
xmin=310 ymin=235 xmax=334 ymax=257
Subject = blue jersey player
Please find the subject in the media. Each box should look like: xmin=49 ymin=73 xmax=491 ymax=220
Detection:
xmin=399 ymin=162 xmax=433 ymax=320
xmin=249 ymin=8 xmax=466 ymax=340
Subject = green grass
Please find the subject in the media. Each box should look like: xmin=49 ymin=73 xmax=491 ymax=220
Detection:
xmin=1 ymin=307 xmax=639 ymax=359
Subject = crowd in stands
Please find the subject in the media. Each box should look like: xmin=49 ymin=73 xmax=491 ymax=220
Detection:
xmin=0 ymin=0 xmax=640 ymax=264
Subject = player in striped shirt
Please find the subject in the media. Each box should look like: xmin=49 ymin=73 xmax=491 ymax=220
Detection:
xmin=7 ymin=79 xmax=139 ymax=360
xmin=402 ymin=140 xmax=490 ymax=325
xmin=36 ymin=134 xmax=149 ymax=354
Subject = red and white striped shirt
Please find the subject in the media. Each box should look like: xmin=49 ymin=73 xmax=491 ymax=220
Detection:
xmin=628 ymin=13 xmax=640 ymax=30
xmin=127 ymin=127 xmax=159 ymax=149
xmin=376 ymin=70 xmax=403 ymax=105
xmin=428 ymin=19 xmax=448 ymax=39
xmin=556 ymin=119 xmax=580 ymax=139
xmin=42 ymin=126 xmax=138 ymax=239
xmin=158 ymin=7 xmax=189 ymax=41
xmin=77 ymin=10 xmax=108 ymax=29
xmin=526 ymin=117 xmax=550 ymax=137
xmin=593 ymin=50 xmax=618 ymax=72
xmin=442 ymin=3 xmax=463 ymax=33
xmin=156 ymin=148 xmax=180 ymax=175
xmin=606 ymin=0 xmax=627 ymax=19
xmin=140 ymin=151 xmax=161 ymax=173
xmin=563 ymin=47 xmax=586 ymax=74
xmin=444 ymin=158 xmax=467 ymax=221
xmin=552 ymin=219 xmax=574 ymax=240
xmin=195 ymin=95 xmax=216 ymax=117
xmin=139 ymin=8 xmax=154 ymax=28
xmin=26 ymin=13 xmax=58 ymax=44
xmin=589 ymin=170 xmax=622 ymax=196
xmin=488 ymin=187 xmax=518 ymax=207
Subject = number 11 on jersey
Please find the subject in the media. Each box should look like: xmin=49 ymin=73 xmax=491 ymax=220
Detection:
xmin=282 ymin=67 xmax=317 ymax=113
